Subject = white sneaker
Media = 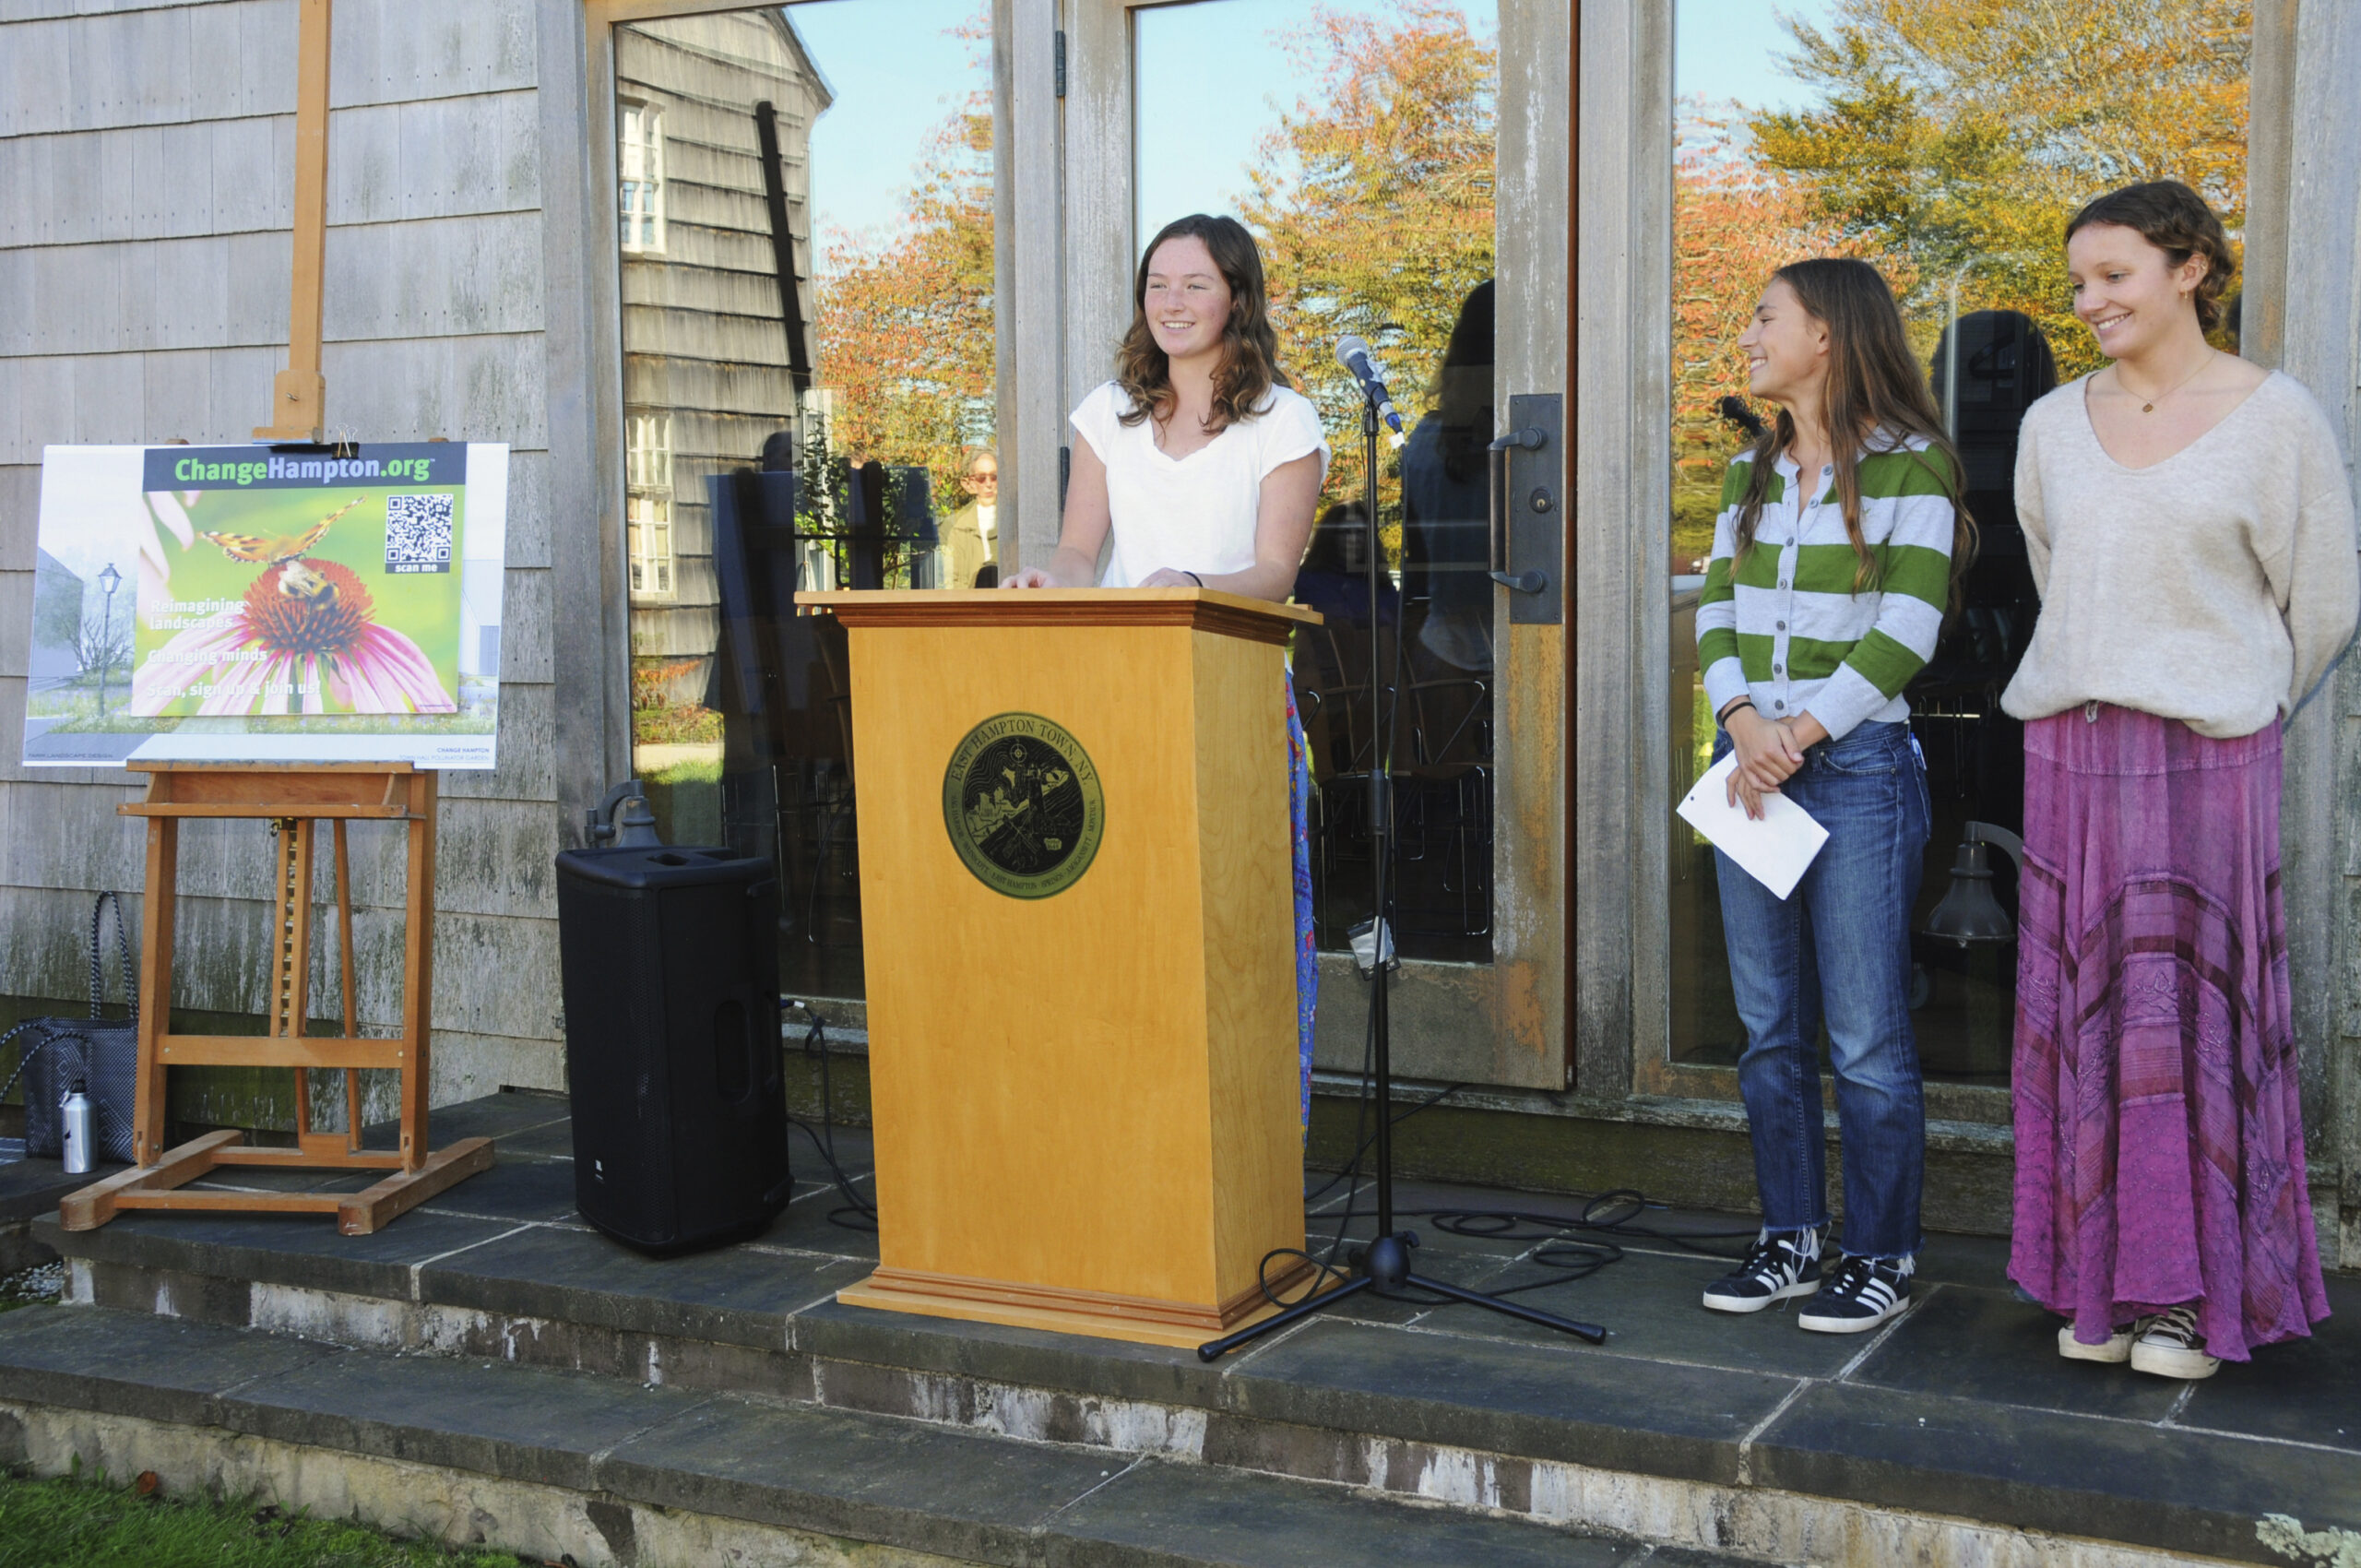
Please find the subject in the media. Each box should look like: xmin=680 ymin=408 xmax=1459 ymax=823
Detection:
xmin=2057 ymin=1323 xmax=2134 ymax=1363
xmin=2129 ymin=1304 xmax=2221 ymax=1380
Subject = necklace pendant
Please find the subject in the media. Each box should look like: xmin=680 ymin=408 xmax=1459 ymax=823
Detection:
xmin=2142 ymin=401 xmax=2155 ymax=413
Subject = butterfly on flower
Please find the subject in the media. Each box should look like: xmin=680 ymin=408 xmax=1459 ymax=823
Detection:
xmin=198 ymin=496 xmax=364 ymax=564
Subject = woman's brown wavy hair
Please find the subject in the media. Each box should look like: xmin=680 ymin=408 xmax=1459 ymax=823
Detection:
xmin=1733 ymin=257 xmax=1975 ymax=608
xmin=1115 ymin=214 xmax=1287 ymax=434
xmin=2064 ymin=180 xmax=2237 ymax=334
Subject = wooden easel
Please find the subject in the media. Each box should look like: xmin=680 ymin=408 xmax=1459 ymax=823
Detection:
xmin=61 ymin=763 xmax=493 ymax=1233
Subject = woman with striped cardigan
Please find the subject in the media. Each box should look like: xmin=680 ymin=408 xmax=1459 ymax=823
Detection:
xmin=1694 ymin=258 xmax=1973 ymax=1334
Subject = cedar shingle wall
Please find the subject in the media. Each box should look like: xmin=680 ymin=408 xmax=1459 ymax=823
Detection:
xmin=0 ymin=0 xmax=563 ymax=1109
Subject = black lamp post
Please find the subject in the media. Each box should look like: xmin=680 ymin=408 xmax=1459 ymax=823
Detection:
xmin=1920 ymin=821 xmax=2024 ymax=946
xmin=94 ymin=562 xmax=122 ymax=719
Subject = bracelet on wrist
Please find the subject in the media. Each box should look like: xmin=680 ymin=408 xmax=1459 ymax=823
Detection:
xmin=1717 ymin=698 xmax=1754 ymax=724
xmin=1182 ymin=570 xmax=1204 ymax=588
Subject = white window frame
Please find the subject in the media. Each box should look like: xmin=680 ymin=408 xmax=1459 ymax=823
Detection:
xmin=625 ymin=413 xmax=675 ymax=600
xmin=620 ymin=101 xmax=667 ymax=254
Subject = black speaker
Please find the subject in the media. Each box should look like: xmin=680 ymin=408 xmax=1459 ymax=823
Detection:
xmin=554 ymin=845 xmax=792 ymax=1253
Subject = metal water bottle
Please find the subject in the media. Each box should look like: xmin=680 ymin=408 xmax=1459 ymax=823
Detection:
xmin=60 ymin=1082 xmax=93 ymax=1175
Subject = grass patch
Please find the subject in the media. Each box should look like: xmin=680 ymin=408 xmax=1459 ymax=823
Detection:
xmin=0 ymin=1464 xmax=539 ymax=1566
xmin=642 ymin=755 xmax=722 ymax=787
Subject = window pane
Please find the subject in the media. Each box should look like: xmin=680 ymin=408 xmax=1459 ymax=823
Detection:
xmin=615 ymin=2 xmax=996 ymax=1001
xmin=1135 ymin=0 xmax=1499 ymax=964
xmin=1667 ymin=0 xmax=2251 ymax=1085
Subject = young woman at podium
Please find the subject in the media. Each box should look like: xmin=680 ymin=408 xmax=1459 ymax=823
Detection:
xmin=1003 ymin=212 xmax=1330 ymax=1128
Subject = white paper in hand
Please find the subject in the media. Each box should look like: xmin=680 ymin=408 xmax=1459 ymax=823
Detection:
xmin=1676 ymin=754 xmax=1829 ymax=901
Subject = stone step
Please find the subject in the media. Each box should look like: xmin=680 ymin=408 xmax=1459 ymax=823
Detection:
xmin=45 ymin=1194 xmax=2360 ymax=1568
xmin=0 ymin=1303 xmax=1745 ymax=1568
xmin=31 ymin=1093 xmax=2359 ymax=1568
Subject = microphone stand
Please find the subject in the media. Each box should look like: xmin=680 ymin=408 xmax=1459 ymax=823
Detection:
xmin=1198 ymin=395 xmax=1606 ymax=1361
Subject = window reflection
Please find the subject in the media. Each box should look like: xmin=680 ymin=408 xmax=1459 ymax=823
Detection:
xmin=619 ymin=102 xmax=667 ymax=253
xmin=1667 ymin=0 xmax=2251 ymax=1085
xmin=616 ymin=3 xmax=995 ymax=999
xmin=1135 ymin=0 xmax=1500 ymax=962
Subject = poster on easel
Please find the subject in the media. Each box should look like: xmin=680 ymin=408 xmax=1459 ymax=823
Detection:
xmin=23 ymin=443 xmax=505 ymax=769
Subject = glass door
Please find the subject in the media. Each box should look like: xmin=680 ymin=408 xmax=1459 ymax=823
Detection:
xmin=1655 ymin=0 xmax=2254 ymax=1112
xmin=1066 ymin=0 xmax=1571 ymax=1088
xmin=610 ymin=1 xmax=1001 ymax=1003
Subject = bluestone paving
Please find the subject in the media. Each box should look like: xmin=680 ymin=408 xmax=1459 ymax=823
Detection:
xmin=1222 ymin=1316 xmax=1795 ymax=1483
xmin=1045 ymin=1456 xmax=1662 ymax=1568
xmin=20 ymin=1092 xmax=2361 ymax=1567
xmin=795 ymin=1294 xmax=1238 ymax=1409
xmin=478 ymin=1116 xmax=582 ymax=1160
xmin=1904 ymin=1226 xmax=2018 ymax=1289
xmin=218 ymin=1340 xmax=713 ymax=1492
xmin=363 ymin=1089 xmax=573 ymax=1150
xmin=0 ymin=1151 xmax=113 ymax=1223
xmin=412 ymin=1152 xmax=584 ymax=1223
xmin=0 ymin=1304 xmax=338 ymax=1426
xmin=1749 ymin=1380 xmax=2361 ymax=1567
xmin=35 ymin=1206 xmax=515 ymax=1300
xmin=415 ymin=1218 xmax=856 ymax=1347
xmin=1847 ymin=1285 xmax=2187 ymax=1420
xmin=760 ymin=1178 xmax=883 ymax=1258
xmin=2173 ymin=1271 xmax=2361 ymax=1451
xmin=595 ymin=1391 xmax=1124 ymax=1564
xmin=1351 ymin=1245 xmax=1869 ymax=1380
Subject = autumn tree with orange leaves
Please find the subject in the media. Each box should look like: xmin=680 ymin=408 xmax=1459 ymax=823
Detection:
xmin=1670 ymin=110 xmax=1885 ymax=562
xmin=1240 ymin=0 xmax=1497 ymax=528
xmin=811 ymin=25 xmax=995 ymax=516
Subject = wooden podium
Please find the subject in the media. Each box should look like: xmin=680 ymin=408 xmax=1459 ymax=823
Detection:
xmin=800 ymin=588 xmax=1323 ymax=1348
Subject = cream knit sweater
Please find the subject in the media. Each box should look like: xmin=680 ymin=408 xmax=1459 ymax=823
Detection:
xmin=1999 ymin=371 xmax=2360 ymax=739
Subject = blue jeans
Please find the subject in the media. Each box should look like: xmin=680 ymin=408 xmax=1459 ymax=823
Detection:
xmin=1712 ymin=719 xmax=1929 ymax=1259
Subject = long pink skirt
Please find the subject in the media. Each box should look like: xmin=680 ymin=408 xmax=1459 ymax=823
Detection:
xmin=2010 ymin=704 xmax=2329 ymax=1361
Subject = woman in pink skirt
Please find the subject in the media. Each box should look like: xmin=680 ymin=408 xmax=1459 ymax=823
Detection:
xmin=2003 ymin=181 xmax=2358 ymax=1378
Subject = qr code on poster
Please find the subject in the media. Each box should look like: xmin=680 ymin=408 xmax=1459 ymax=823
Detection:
xmin=384 ymin=493 xmax=456 ymax=575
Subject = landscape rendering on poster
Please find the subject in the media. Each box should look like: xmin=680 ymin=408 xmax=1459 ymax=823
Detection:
xmin=23 ymin=443 xmax=506 ymax=768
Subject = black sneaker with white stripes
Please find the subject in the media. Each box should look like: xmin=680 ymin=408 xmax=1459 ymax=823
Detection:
xmin=1797 ymin=1253 xmax=1913 ymax=1333
xmin=1701 ymin=1227 xmax=1824 ymax=1313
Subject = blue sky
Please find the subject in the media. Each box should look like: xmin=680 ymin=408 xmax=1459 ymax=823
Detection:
xmin=782 ymin=0 xmax=1839 ymax=251
xmin=1675 ymin=0 xmax=1839 ymax=112
xmin=1133 ymin=0 xmax=1403 ymax=236
xmin=788 ymin=0 xmax=989 ymax=247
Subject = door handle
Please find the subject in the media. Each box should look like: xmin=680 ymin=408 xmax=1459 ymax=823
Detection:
xmin=1489 ymin=425 xmax=1550 ymax=598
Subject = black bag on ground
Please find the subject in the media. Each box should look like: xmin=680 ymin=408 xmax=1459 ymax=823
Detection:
xmin=0 ymin=893 xmax=140 ymax=1165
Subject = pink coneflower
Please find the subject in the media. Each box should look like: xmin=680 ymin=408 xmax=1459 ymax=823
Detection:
xmin=132 ymin=561 xmax=456 ymax=717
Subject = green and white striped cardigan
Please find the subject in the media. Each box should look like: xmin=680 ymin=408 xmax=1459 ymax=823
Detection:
xmin=1695 ymin=433 xmax=1959 ymax=741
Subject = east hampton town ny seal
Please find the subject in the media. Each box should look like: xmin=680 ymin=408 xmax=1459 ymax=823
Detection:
xmin=942 ymin=712 xmax=1105 ymax=898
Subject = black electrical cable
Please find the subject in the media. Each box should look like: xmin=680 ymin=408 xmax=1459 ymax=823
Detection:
xmin=1260 ymin=1179 xmax=1762 ymax=1315
xmin=780 ymin=1004 xmax=878 ymax=1231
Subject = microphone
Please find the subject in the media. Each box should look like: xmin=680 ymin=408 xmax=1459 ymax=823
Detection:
xmin=1335 ymin=336 xmax=1409 ymax=448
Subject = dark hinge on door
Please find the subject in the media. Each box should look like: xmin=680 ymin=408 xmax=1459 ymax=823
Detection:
xmin=1055 ymin=30 xmax=1066 ymax=97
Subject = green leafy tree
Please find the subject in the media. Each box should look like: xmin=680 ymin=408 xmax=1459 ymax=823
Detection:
xmin=1747 ymin=0 xmax=2250 ymax=378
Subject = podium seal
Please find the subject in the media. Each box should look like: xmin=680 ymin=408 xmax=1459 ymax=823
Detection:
xmin=943 ymin=712 xmax=1106 ymax=898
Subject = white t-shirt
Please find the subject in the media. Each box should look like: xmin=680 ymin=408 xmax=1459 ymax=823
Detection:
xmin=1069 ymin=380 xmax=1330 ymax=588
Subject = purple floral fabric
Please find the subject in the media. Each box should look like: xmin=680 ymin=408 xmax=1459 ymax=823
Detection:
xmin=1287 ymin=676 xmax=1317 ymax=1135
xmin=2011 ymin=704 xmax=2329 ymax=1360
